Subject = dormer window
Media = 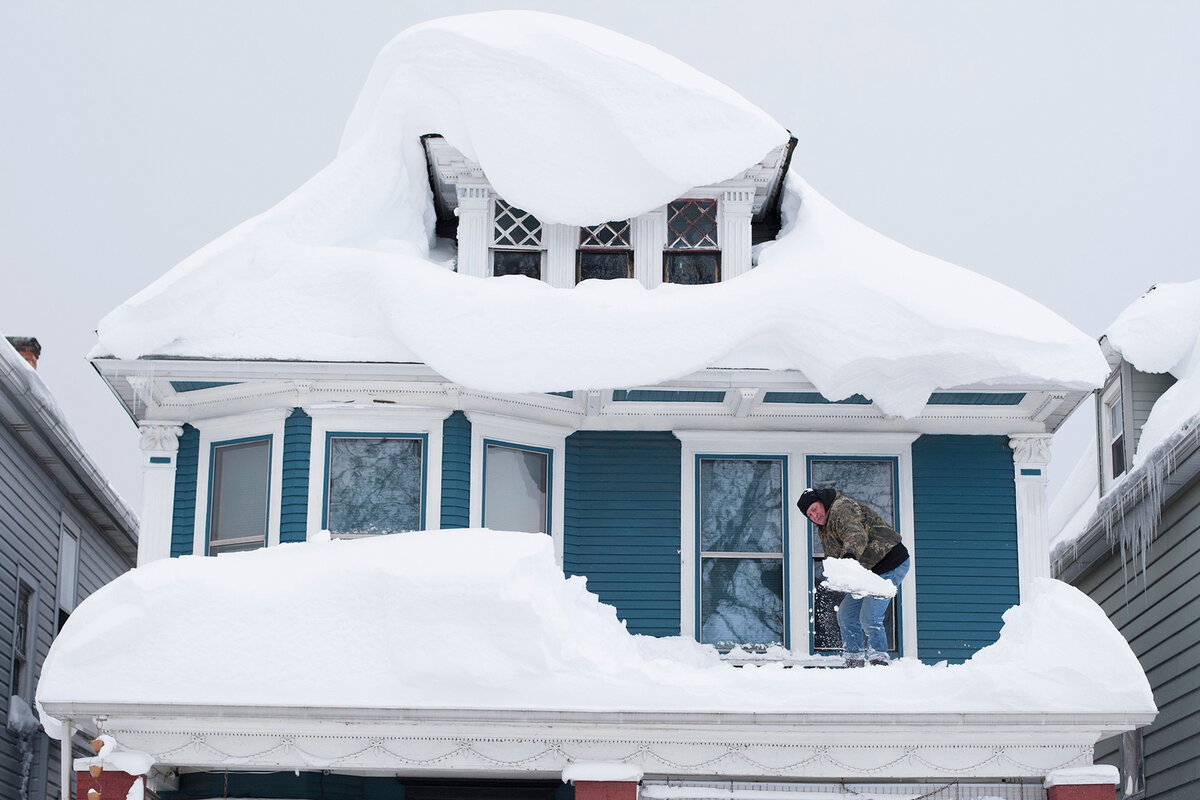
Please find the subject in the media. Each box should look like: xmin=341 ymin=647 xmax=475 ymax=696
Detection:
xmin=664 ymin=199 xmax=719 ymax=285
xmin=577 ymin=220 xmax=633 ymax=282
xmin=1107 ymin=392 xmax=1126 ymax=479
xmin=492 ymin=199 xmax=543 ymax=279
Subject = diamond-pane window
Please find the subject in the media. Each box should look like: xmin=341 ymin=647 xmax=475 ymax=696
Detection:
xmin=493 ymin=199 xmax=542 ymax=247
xmin=667 ymin=200 xmax=718 ymax=249
xmin=580 ymin=220 xmax=631 ymax=248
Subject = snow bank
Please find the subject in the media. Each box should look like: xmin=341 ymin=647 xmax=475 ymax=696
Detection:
xmin=37 ymin=531 xmax=1154 ymax=725
xmin=91 ymin=12 xmax=1106 ymax=418
xmin=819 ymin=557 xmax=896 ymax=599
xmin=1105 ymin=279 xmax=1200 ymax=462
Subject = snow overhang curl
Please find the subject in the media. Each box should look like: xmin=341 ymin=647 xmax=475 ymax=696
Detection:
xmin=92 ymin=12 xmax=1107 ymax=416
xmin=38 ymin=531 xmax=1154 ymax=721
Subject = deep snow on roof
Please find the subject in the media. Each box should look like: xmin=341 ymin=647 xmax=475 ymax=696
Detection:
xmin=92 ymin=11 xmax=1107 ymax=417
xmin=37 ymin=530 xmax=1153 ymax=724
xmin=1050 ymin=279 xmax=1200 ymax=550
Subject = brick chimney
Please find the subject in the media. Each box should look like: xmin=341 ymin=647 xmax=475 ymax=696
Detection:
xmin=5 ymin=337 xmax=41 ymax=370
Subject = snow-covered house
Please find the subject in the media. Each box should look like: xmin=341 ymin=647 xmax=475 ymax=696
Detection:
xmin=38 ymin=12 xmax=1153 ymax=800
xmin=0 ymin=335 xmax=138 ymax=800
xmin=1051 ymin=280 xmax=1200 ymax=800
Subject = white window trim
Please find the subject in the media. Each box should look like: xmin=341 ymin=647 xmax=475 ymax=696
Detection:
xmin=676 ymin=430 xmax=918 ymax=658
xmin=57 ymin=512 xmax=81 ymax=615
xmin=305 ymin=406 xmax=451 ymax=537
xmin=466 ymin=412 xmax=570 ymax=564
xmin=1099 ymin=378 xmax=1126 ymax=492
xmin=193 ymin=408 xmax=289 ymax=555
xmin=10 ymin=567 xmax=39 ymax=702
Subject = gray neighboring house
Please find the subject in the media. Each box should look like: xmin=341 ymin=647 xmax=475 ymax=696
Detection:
xmin=1 ymin=336 xmax=138 ymax=800
xmin=1053 ymin=336 xmax=1198 ymax=800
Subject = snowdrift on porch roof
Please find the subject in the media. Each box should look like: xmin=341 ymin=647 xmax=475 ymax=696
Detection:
xmin=38 ymin=530 xmax=1154 ymax=726
xmin=91 ymin=11 xmax=1107 ymax=418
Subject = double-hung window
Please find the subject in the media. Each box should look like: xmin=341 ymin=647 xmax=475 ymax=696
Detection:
xmin=56 ymin=522 xmax=78 ymax=631
xmin=492 ymin=199 xmax=544 ymax=279
xmin=664 ymin=199 xmax=719 ymax=285
xmin=10 ymin=575 xmax=36 ymax=702
xmin=483 ymin=441 xmax=551 ymax=534
xmin=808 ymin=457 xmax=901 ymax=654
xmin=1107 ymin=392 xmax=1127 ymax=480
xmin=325 ymin=434 xmax=426 ymax=535
xmin=696 ymin=456 xmax=786 ymax=650
xmin=208 ymin=437 xmax=272 ymax=555
xmin=577 ymin=220 xmax=633 ymax=281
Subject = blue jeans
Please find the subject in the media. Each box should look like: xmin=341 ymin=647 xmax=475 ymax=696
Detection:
xmin=837 ymin=559 xmax=909 ymax=662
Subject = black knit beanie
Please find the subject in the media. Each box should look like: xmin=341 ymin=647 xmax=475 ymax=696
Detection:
xmin=796 ymin=487 xmax=838 ymax=516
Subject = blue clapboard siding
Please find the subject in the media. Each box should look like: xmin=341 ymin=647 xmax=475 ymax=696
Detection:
xmin=564 ymin=431 xmax=681 ymax=636
xmin=170 ymin=424 xmax=200 ymax=557
xmin=912 ymin=435 xmax=1019 ymax=663
xmin=279 ymin=408 xmax=311 ymax=543
xmin=440 ymin=411 xmax=471 ymax=529
xmin=763 ymin=392 xmax=872 ymax=405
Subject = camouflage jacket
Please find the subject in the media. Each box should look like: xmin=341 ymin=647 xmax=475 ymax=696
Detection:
xmin=816 ymin=493 xmax=903 ymax=571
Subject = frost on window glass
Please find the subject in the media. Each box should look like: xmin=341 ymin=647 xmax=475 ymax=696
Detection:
xmin=809 ymin=458 xmax=897 ymax=652
xmin=699 ymin=458 xmax=785 ymax=649
xmin=327 ymin=437 xmax=423 ymax=535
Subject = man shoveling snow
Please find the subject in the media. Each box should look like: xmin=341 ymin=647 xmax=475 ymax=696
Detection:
xmin=797 ymin=487 xmax=910 ymax=668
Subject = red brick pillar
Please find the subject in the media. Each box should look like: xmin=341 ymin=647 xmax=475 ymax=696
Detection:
xmin=1045 ymin=766 xmax=1119 ymax=800
xmin=562 ymin=762 xmax=643 ymax=800
xmin=78 ymin=769 xmax=149 ymax=800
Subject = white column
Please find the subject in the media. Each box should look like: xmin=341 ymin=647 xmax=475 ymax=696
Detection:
xmin=543 ymin=222 xmax=578 ymax=287
xmin=137 ymin=422 xmax=184 ymax=566
xmin=1010 ymin=434 xmax=1053 ymax=599
xmin=633 ymin=207 xmax=666 ymax=288
xmin=455 ymin=184 xmax=491 ymax=278
xmin=718 ymin=188 xmax=755 ymax=281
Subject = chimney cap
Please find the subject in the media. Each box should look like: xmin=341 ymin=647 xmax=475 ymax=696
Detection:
xmin=5 ymin=336 xmax=41 ymax=357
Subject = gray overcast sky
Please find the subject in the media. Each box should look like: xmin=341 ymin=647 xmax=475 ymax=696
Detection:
xmin=2 ymin=1 xmax=1197 ymax=512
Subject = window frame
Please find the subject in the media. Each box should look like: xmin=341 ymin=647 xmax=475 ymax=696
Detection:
xmin=576 ymin=249 xmax=634 ymax=282
xmin=1099 ymin=374 xmax=1129 ymax=491
xmin=694 ymin=453 xmax=789 ymax=650
xmin=205 ymin=435 xmax=273 ymax=556
xmin=193 ymin=409 xmax=289 ymax=556
xmin=491 ymin=198 xmax=545 ymax=280
xmin=482 ymin=439 xmax=554 ymax=535
xmin=676 ymin=431 xmax=918 ymax=657
xmin=56 ymin=515 xmax=80 ymax=632
xmin=10 ymin=568 xmax=39 ymax=702
xmin=322 ymin=431 xmax=430 ymax=536
xmin=467 ymin=413 xmax=569 ymax=563
xmin=805 ymin=454 xmax=903 ymax=656
xmin=663 ymin=199 xmax=721 ymax=285
xmin=577 ymin=220 xmax=633 ymax=283
xmin=305 ymin=407 xmax=449 ymax=538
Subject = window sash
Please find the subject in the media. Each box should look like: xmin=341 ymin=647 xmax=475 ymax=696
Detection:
xmin=577 ymin=249 xmax=633 ymax=281
xmin=492 ymin=248 xmax=544 ymax=279
xmin=663 ymin=250 xmax=720 ymax=285
xmin=696 ymin=456 xmax=787 ymax=649
xmin=666 ymin=200 xmax=718 ymax=249
xmin=807 ymin=457 xmax=900 ymax=654
xmin=209 ymin=438 xmax=271 ymax=552
xmin=483 ymin=442 xmax=551 ymax=534
xmin=579 ymin=220 xmax=631 ymax=248
xmin=493 ymin=199 xmax=542 ymax=247
xmin=57 ymin=526 xmax=78 ymax=612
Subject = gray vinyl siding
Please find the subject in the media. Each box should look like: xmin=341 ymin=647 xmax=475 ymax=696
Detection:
xmin=1130 ymin=368 xmax=1177 ymax=456
xmin=0 ymin=414 xmax=135 ymax=800
xmin=1072 ymin=477 xmax=1200 ymax=800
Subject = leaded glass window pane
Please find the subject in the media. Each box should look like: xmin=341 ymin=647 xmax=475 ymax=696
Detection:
xmin=580 ymin=220 xmax=631 ymax=248
xmin=808 ymin=458 xmax=898 ymax=652
xmin=327 ymin=436 xmax=423 ymax=535
xmin=699 ymin=458 xmax=785 ymax=648
xmin=210 ymin=439 xmax=270 ymax=554
xmin=493 ymin=199 xmax=542 ymax=246
xmin=667 ymin=200 xmax=718 ymax=248
xmin=577 ymin=251 xmax=633 ymax=281
xmin=493 ymin=249 xmax=543 ymax=279
xmin=665 ymin=251 xmax=719 ymax=285
xmin=484 ymin=444 xmax=548 ymax=534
